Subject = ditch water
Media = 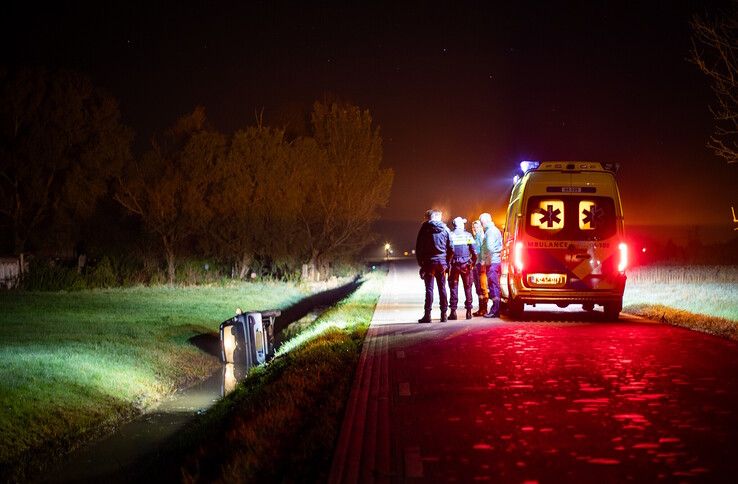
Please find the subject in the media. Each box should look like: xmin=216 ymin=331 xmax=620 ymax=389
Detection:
xmin=44 ymin=296 xmax=348 ymax=482
xmin=47 ymin=363 xmax=249 ymax=482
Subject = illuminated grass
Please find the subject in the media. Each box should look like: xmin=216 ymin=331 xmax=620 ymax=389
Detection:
xmin=624 ymin=282 xmax=738 ymax=321
xmin=177 ymin=271 xmax=385 ymax=483
xmin=627 ymin=265 xmax=738 ymax=284
xmin=625 ymin=304 xmax=738 ymax=341
xmin=623 ymin=265 xmax=738 ymax=339
xmin=0 ymin=282 xmax=311 ymax=477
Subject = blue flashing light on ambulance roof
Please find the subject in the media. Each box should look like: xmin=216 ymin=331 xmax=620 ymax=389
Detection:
xmin=520 ymin=160 xmax=540 ymax=173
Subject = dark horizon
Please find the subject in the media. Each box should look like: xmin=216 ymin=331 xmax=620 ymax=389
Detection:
xmin=2 ymin=1 xmax=737 ymax=232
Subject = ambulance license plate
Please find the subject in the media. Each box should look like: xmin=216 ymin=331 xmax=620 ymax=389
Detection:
xmin=528 ymin=273 xmax=566 ymax=285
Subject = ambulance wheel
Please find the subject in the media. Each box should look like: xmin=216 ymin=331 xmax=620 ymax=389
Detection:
xmin=603 ymin=301 xmax=622 ymax=321
xmin=507 ymin=299 xmax=524 ymax=319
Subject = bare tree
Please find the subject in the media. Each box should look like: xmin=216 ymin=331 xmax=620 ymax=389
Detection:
xmin=115 ymin=107 xmax=224 ymax=284
xmin=691 ymin=5 xmax=738 ymax=164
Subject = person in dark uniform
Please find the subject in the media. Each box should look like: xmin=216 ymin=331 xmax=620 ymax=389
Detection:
xmin=448 ymin=217 xmax=477 ymax=320
xmin=415 ymin=209 xmax=453 ymax=323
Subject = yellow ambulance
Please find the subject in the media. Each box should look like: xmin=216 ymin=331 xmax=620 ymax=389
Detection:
xmin=500 ymin=161 xmax=628 ymax=319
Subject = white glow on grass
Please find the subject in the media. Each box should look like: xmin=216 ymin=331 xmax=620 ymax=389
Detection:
xmin=275 ymin=316 xmax=349 ymax=356
xmin=624 ymin=282 xmax=738 ymax=321
xmin=275 ymin=273 xmax=383 ymax=358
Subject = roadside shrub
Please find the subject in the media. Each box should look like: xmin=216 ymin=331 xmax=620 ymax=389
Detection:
xmin=15 ymin=253 xmax=359 ymax=290
xmin=247 ymin=257 xmax=301 ymax=282
xmin=149 ymin=270 xmax=167 ymax=286
xmin=330 ymin=260 xmax=365 ymax=278
xmin=21 ymin=260 xmax=84 ymax=291
xmin=175 ymin=259 xmax=228 ymax=285
xmin=87 ymin=256 xmax=117 ymax=288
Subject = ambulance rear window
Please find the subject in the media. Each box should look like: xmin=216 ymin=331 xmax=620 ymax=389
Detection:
xmin=525 ymin=196 xmax=617 ymax=240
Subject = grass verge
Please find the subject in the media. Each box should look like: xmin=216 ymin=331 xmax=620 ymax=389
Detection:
xmin=624 ymin=304 xmax=738 ymax=341
xmin=169 ymin=270 xmax=385 ymax=483
xmin=0 ymin=282 xmax=313 ymax=480
xmin=623 ymin=267 xmax=738 ymax=340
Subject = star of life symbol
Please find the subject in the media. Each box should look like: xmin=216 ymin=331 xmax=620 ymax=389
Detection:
xmin=537 ymin=204 xmax=562 ymax=228
xmin=581 ymin=204 xmax=604 ymax=228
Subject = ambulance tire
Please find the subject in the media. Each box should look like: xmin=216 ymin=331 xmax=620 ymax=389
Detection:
xmin=507 ymin=298 xmax=524 ymax=319
xmin=603 ymin=301 xmax=622 ymax=321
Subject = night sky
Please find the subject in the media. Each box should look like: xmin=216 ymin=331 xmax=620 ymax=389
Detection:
xmin=3 ymin=1 xmax=737 ymax=245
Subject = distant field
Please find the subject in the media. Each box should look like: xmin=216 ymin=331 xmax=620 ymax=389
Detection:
xmin=624 ymin=265 xmax=738 ymax=339
xmin=0 ymin=282 xmax=312 ymax=476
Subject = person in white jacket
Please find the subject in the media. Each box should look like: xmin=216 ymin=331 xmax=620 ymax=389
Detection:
xmin=479 ymin=212 xmax=503 ymax=318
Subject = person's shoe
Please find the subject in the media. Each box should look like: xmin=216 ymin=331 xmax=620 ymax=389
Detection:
xmin=418 ymin=311 xmax=431 ymax=323
xmin=473 ymin=298 xmax=488 ymax=316
xmin=466 ymin=308 xmax=472 ymax=320
xmin=483 ymin=311 xmax=499 ymax=318
xmin=440 ymin=311 xmax=448 ymax=322
xmin=449 ymin=309 xmax=458 ymax=320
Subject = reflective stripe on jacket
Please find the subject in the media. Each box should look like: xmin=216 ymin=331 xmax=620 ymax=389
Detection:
xmin=450 ymin=229 xmax=477 ymax=265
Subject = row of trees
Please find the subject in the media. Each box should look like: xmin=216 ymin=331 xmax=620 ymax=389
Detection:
xmin=0 ymin=67 xmax=393 ymax=283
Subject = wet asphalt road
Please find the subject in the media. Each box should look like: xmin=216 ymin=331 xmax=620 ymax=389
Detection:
xmin=330 ymin=262 xmax=738 ymax=483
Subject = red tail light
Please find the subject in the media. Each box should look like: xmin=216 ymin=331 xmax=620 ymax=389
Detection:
xmin=514 ymin=241 xmax=524 ymax=272
xmin=618 ymin=242 xmax=628 ymax=272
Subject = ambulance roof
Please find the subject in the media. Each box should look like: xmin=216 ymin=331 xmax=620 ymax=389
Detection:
xmin=520 ymin=160 xmax=619 ymax=174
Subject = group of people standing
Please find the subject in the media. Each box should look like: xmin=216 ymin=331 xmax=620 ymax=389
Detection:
xmin=415 ymin=210 xmax=502 ymax=323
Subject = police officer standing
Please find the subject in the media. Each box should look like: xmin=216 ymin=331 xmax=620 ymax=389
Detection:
xmin=479 ymin=212 xmax=503 ymax=318
xmin=448 ymin=217 xmax=477 ymax=320
xmin=415 ymin=209 xmax=453 ymax=323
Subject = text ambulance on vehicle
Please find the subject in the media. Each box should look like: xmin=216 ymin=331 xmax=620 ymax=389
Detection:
xmin=500 ymin=161 xmax=628 ymax=319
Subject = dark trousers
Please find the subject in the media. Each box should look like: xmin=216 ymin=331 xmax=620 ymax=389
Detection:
xmin=485 ymin=262 xmax=502 ymax=313
xmin=473 ymin=262 xmax=488 ymax=298
xmin=449 ymin=263 xmax=473 ymax=310
xmin=422 ymin=262 xmax=448 ymax=312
